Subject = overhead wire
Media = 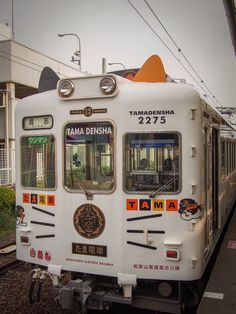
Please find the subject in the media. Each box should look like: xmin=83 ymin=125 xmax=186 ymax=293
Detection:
xmin=0 ymin=33 xmax=79 ymax=78
xmin=0 ymin=51 xmax=70 ymax=80
xmin=0 ymin=32 xmax=11 ymax=40
xmin=0 ymin=9 xmax=229 ymax=114
xmin=127 ymin=0 xmax=223 ymax=109
xmin=127 ymin=1 xmax=212 ymax=101
xmin=0 ymin=52 xmax=68 ymax=93
xmin=0 ymin=53 xmax=42 ymax=73
xmin=0 ymin=47 xmax=45 ymax=70
xmin=0 ymin=52 xmax=54 ymax=92
xmin=0 ymin=46 xmax=78 ymax=74
xmin=144 ymin=0 xmax=222 ymax=107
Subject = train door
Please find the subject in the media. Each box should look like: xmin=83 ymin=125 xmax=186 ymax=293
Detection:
xmin=203 ymin=126 xmax=209 ymax=253
xmin=211 ymin=128 xmax=219 ymax=235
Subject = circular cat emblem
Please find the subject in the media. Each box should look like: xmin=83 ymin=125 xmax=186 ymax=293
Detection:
xmin=73 ymin=203 xmax=105 ymax=239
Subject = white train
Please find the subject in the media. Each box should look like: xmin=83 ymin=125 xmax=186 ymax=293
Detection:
xmin=15 ymin=55 xmax=236 ymax=313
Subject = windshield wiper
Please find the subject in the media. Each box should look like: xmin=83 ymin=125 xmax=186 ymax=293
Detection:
xmin=70 ymin=172 xmax=93 ymax=200
xmin=149 ymin=176 xmax=177 ymax=199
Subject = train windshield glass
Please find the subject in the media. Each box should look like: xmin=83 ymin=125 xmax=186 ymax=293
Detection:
xmin=64 ymin=121 xmax=114 ymax=191
xmin=125 ymin=132 xmax=180 ymax=193
xmin=21 ymin=135 xmax=55 ymax=189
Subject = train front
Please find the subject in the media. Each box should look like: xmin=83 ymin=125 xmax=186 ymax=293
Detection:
xmin=15 ymin=56 xmax=204 ymax=313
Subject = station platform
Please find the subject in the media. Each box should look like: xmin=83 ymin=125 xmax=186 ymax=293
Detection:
xmin=197 ymin=206 xmax=236 ymax=314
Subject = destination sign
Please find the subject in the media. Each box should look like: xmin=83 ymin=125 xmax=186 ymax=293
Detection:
xmin=23 ymin=115 xmax=53 ymax=130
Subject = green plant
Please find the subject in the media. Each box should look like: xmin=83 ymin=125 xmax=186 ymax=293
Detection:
xmin=101 ymin=166 xmax=112 ymax=176
xmin=0 ymin=186 xmax=16 ymax=235
xmin=0 ymin=212 xmax=15 ymax=234
xmin=0 ymin=186 xmax=15 ymax=215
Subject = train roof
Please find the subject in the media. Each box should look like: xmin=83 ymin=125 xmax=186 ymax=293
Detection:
xmin=18 ymin=55 xmax=236 ymax=136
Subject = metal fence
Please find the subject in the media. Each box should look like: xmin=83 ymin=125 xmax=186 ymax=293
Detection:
xmin=0 ymin=149 xmax=15 ymax=186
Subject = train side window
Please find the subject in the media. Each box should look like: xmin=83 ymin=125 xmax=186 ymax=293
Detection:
xmin=220 ymin=140 xmax=225 ymax=180
xmin=64 ymin=121 xmax=114 ymax=192
xmin=124 ymin=132 xmax=180 ymax=193
xmin=231 ymin=142 xmax=233 ymax=173
xmin=228 ymin=141 xmax=230 ymax=175
xmin=226 ymin=142 xmax=229 ymax=176
xmin=235 ymin=143 xmax=236 ymax=171
xmin=234 ymin=143 xmax=236 ymax=171
xmin=21 ymin=135 xmax=55 ymax=189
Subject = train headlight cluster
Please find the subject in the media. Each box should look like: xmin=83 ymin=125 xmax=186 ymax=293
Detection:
xmin=57 ymin=75 xmax=117 ymax=99
xmin=100 ymin=76 xmax=117 ymax=95
xmin=58 ymin=80 xmax=75 ymax=98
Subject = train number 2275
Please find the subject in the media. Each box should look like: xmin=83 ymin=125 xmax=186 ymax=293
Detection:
xmin=138 ymin=116 xmax=166 ymax=124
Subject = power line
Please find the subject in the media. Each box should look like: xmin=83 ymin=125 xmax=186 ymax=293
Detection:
xmin=127 ymin=1 xmax=179 ymax=61
xmin=0 ymin=50 xmax=69 ymax=78
xmin=0 ymin=48 xmax=44 ymax=69
xmin=127 ymin=1 xmax=208 ymax=97
xmin=144 ymin=0 xmax=222 ymax=107
xmin=0 ymin=32 xmax=11 ymax=40
xmin=127 ymin=0 xmax=223 ymax=108
xmin=0 ymin=53 xmax=41 ymax=73
xmin=0 ymin=33 xmax=80 ymax=77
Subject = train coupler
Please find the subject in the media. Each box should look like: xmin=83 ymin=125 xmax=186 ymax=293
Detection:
xmin=28 ymin=268 xmax=51 ymax=304
xmin=57 ymin=278 xmax=94 ymax=311
xmin=56 ymin=275 xmax=136 ymax=312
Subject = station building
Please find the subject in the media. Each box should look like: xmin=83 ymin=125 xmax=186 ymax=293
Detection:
xmin=0 ymin=23 xmax=83 ymax=185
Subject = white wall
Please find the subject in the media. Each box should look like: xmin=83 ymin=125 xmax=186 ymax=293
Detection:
xmin=0 ymin=24 xmax=84 ymax=146
xmin=0 ymin=41 xmax=11 ymax=82
xmin=0 ymin=23 xmax=11 ymax=41
xmin=10 ymin=41 xmax=83 ymax=88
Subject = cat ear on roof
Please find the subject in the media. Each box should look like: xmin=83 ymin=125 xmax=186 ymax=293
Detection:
xmin=132 ymin=55 xmax=166 ymax=83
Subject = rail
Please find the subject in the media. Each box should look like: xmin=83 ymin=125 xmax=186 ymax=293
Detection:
xmin=0 ymin=241 xmax=23 ymax=276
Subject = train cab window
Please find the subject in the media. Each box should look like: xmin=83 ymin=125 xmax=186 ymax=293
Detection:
xmin=64 ymin=121 xmax=114 ymax=192
xmin=125 ymin=133 xmax=180 ymax=193
xmin=21 ymin=135 xmax=55 ymax=189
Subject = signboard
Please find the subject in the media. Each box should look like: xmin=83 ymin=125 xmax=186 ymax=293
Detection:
xmin=28 ymin=136 xmax=48 ymax=145
xmin=23 ymin=115 xmax=53 ymax=130
xmin=72 ymin=243 xmax=107 ymax=257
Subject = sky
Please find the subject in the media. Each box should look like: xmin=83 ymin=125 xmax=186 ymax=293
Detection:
xmin=0 ymin=0 xmax=235 ymax=120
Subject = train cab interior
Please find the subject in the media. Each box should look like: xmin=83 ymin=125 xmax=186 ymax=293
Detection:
xmin=125 ymin=132 xmax=180 ymax=193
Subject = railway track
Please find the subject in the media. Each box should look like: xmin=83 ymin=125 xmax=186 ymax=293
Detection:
xmin=0 ymin=258 xmax=24 ymax=275
xmin=0 ymin=241 xmax=16 ymax=254
xmin=0 ymin=241 xmax=24 ymax=275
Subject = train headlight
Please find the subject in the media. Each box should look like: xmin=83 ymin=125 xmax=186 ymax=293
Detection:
xmin=58 ymin=80 xmax=75 ymax=98
xmin=158 ymin=282 xmax=172 ymax=297
xmin=100 ymin=76 xmax=116 ymax=95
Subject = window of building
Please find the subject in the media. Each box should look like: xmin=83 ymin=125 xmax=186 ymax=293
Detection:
xmin=64 ymin=121 xmax=114 ymax=192
xmin=124 ymin=132 xmax=180 ymax=193
xmin=0 ymin=93 xmax=3 ymax=106
xmin=21 ymin=135 xmax=55 ymax=188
